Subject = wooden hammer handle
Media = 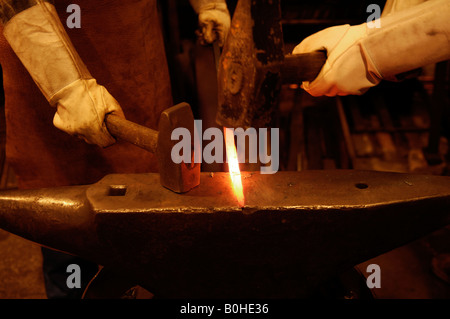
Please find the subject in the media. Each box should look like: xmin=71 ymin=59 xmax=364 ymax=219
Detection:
xmin=105 ymin=114 xmax=159 ymax=153
xmin=281 ymin=51 xmax=327 ymax=83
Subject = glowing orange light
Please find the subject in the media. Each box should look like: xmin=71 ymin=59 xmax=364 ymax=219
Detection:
xmin=224 ymin=127 xmax=245 ymax=207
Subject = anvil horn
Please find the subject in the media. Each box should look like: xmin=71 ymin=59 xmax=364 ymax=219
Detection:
xmin=0 ymin=185 xmax=101 ymax=261
xmin=0 ymin=170 xmax=449 ymax=298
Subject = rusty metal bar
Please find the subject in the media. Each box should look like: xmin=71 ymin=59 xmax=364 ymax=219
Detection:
xmin=0 ymin=170 xmax=449 ymax=298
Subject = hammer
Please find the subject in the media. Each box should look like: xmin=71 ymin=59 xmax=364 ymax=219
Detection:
xmin=104 ymin=102 xmax=200 ymax=193
xmin=217 ymin=0 xmax=327 ymax=129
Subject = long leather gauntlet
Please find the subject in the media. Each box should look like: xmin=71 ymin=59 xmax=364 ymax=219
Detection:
xmin=3 ymin=1 xmax=124 ymax=147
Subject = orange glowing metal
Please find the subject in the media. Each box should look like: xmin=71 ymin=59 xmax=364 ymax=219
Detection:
xmin=224 ymin=127 xmax=245 ymax=207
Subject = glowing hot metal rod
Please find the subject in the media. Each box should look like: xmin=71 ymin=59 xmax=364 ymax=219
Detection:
xmin=224 ymin=127 xmax=245 ymax=207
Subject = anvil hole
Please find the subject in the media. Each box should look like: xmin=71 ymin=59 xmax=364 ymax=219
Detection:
xmin=355 ymin=183 xmax=369 ymax=189
xmin=108 ymin=185 xmax=127 ymax=196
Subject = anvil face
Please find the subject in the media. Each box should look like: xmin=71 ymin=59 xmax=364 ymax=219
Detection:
xmin=0 ymin=170 xmax=450 ymax=298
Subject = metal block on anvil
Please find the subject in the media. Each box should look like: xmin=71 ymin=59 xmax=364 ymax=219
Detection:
xmin=0 ymin=170 xmax=449 ymax=298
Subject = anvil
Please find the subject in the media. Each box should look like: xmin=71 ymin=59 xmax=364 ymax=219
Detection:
xmin=0 ymin=170 xmax=449 ymax=298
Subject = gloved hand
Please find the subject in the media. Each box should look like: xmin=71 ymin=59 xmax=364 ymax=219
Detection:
xmin=293 ymin=23 xmax=380 ymax=97
xmin=293 ymin=0 xmax=450 ymax=97
xmin=190 ymin=0 xmax=231 ymax=47
xmin=51 ymin=79 xmax=124 ymax=147
xmin=3 ymin=1 xmax=124 ymax=147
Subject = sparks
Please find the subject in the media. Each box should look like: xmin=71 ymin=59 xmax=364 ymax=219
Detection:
xmin=224 ymin=127 xmax=245 ymax=207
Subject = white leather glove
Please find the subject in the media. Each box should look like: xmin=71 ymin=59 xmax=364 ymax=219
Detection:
xmin=190 ymin=0 xmax=230 ymax=47
xmin=293 ymin=24 xmax=377 ymax=97
xmin=3 ymin=1 xmax=124 ymax=147
xmin=293 ymin=0 xmax=450 ymax=97
xmin=382 ymin=0 xmax=428 ymax=17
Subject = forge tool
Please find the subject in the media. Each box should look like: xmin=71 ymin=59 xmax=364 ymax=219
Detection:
xmin=217 ymin=0 xmax=326 ymax=129
xmin=0 ymin=170 xmax=449 ymax=298
xmin=105 ymin=102 xmax=200 ymax=193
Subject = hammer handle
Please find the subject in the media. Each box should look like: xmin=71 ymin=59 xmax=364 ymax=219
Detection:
xmin=105 ymin=114 xmax=158 ymax=153
xmin=281 ymin=51 xmax=327 ymax=83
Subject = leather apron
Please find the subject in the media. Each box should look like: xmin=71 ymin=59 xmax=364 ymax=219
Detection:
xmin=0 ymin=0 xmax=173 ymax=189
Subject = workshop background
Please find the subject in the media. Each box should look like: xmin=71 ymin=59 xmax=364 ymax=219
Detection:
xmin=0 ymin=0 xmax=449 ymax=298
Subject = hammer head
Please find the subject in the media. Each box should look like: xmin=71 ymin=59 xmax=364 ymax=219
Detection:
xmin=157 ymin=102 xmax=200 ymax=193
xmin=217 ymin=0 xmax=284 ymax=129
